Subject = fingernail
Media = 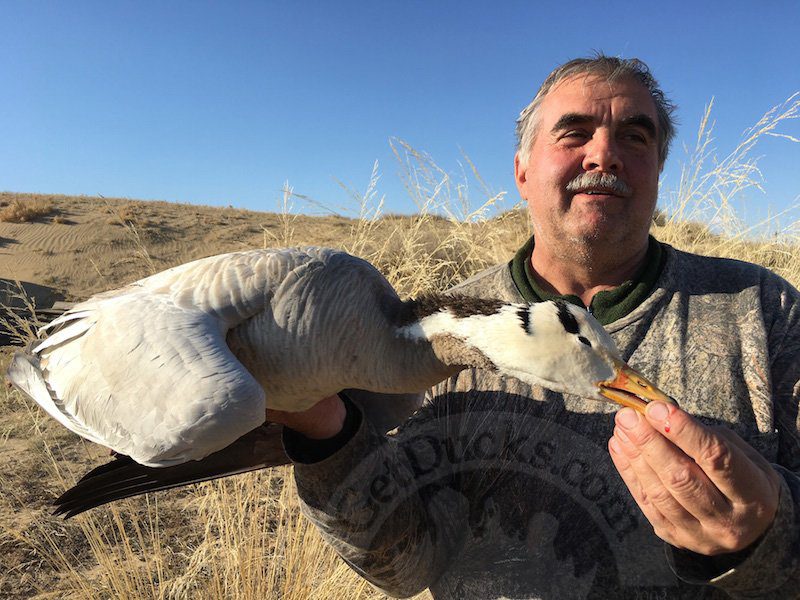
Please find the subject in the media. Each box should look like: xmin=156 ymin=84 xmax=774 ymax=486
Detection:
xmin=617 ymin=407 xmax=639 ymax=430
xmin=646 ymin=402 xmax=669 ymax=421
xmin=609 ymin=437 xmax=622 ymax=453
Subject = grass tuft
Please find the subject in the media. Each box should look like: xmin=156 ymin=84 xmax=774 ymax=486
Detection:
xmin=0 ymin=199 xmax=56 ymax=223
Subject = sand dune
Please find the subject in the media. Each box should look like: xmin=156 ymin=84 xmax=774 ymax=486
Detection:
xmin=0 ymin=193 xmax=359 ymax=301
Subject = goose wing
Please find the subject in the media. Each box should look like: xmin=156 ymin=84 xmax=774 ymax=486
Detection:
xmin=7 ymin=251 xmax=288 ymax=467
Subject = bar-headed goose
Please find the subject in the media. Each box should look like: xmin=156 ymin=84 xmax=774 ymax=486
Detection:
xmin=6 ymin=247 xmax=673 ymax=516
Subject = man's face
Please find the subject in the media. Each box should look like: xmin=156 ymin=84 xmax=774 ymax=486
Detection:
xmin=515 ymin=74 xmax=660 ymax=262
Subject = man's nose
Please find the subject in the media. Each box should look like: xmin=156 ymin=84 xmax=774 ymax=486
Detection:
xmin=581 ymin=132 xmax=622 ymax=172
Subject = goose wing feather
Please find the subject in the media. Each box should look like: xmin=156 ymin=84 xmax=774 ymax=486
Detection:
xmin=9 ymin=249 xmax=321 ymax=467
xmin=7 ymin=351 xmax=106 ymax=445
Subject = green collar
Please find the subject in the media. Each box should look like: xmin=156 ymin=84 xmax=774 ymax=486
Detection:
xmin=509 ymin=235 xmax=665 ymax=325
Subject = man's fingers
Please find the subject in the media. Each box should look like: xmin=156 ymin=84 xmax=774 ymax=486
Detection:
xmin=643 ymin=402 xmax=776 ymax=505
xmin=615 ymin=408 xmax=731 ymax=521
xmin=608 ymin=436 xmax=677 ymax=541
xmin=613 ymin=405 xmax=782 ymax=554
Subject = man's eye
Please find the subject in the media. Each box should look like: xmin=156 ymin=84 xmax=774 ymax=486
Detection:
xmin=622 ymin=132 xmax=647 ymax=143
xmin=562 ymin=130 xmax=588 ymax=139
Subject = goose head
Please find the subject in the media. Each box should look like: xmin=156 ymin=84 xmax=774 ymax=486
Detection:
xmin=499 ymin=299 xmax=673 ymax=412
xmin=407 ymin=297 xmax=674 ymax=413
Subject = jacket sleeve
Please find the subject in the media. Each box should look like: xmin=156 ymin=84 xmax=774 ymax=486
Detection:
xmin=667 ymin=274 xmax=800 ymax=598
xmin=285 ymin=387 xmax=468 ymax=598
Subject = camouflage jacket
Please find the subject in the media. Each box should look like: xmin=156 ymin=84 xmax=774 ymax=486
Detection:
xmin=286 ymin=244 xmax=800 ymax=599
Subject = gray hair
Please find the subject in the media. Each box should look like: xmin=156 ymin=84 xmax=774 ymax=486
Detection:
xmin=515 ymin=54 xmax=677 ymax=169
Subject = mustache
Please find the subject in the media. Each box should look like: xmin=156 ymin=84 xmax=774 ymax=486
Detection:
xmin=565 ymin=172 xmax=632 ymax=197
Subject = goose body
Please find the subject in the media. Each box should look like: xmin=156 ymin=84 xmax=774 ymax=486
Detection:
xmin=6 ymin=246 xmax=673 ymax=516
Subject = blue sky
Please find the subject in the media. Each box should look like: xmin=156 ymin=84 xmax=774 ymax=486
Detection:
xmin=2 ymin=1 xmax=798 ymax=225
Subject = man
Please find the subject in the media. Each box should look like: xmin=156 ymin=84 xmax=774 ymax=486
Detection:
xmin=269 ymin=56 xmax=800 ymax=598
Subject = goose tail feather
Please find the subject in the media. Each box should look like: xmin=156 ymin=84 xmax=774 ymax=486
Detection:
xmin=53 ymin=423 xmax=289 ymax=518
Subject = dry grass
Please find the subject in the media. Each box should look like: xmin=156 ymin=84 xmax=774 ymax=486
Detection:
xmin=0 ymin=92 xmax=798 ymax=599
xmin=653 ymin=92 xmax=800 ymax=283
xmin=0 ymin=198 xmax=56 ymax=223
xmin=0 ymin=282 xmax=44 ymax=347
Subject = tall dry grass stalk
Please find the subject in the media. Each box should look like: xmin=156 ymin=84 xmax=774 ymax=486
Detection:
xmin=263 ymin=183 xmax=301 ymax=249
xmin=3 ymin=93 xmax=798 ymax=599
xmin=655 ymin=93 xmax=800 ymax=284
xmin=104 ymin=199 xmax=159 ymax=276
xmin=0 ymin=283 xmax=44 ymax=346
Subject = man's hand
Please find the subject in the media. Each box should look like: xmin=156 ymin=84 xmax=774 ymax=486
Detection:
xmin=267 ymin=394 xmax=346 ymax=439
xmin=608 ymin=401 xmax=782 ymax=555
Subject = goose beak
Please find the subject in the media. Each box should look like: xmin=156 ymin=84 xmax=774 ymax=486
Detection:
xmin=597 ymin=359 xmax=677 ymax=414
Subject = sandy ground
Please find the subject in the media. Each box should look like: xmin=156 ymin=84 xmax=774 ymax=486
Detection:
xmin=0 ymin=193 xmax=360 ymax=301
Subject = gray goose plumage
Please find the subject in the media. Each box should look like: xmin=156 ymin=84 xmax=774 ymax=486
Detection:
xmin=6 ymin=247 xmax=673 ymax=517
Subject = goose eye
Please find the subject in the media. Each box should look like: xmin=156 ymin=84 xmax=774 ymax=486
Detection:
xmin=578 ymin=335 xmax=592 ymax=347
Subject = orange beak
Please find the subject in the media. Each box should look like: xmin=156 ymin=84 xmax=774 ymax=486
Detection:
xmin=597 ymin=359 xmax=677 ymax=414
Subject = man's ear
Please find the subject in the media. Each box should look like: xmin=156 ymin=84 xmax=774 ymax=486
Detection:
xmin=514 ymin=152 xmax=528 ymax=197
